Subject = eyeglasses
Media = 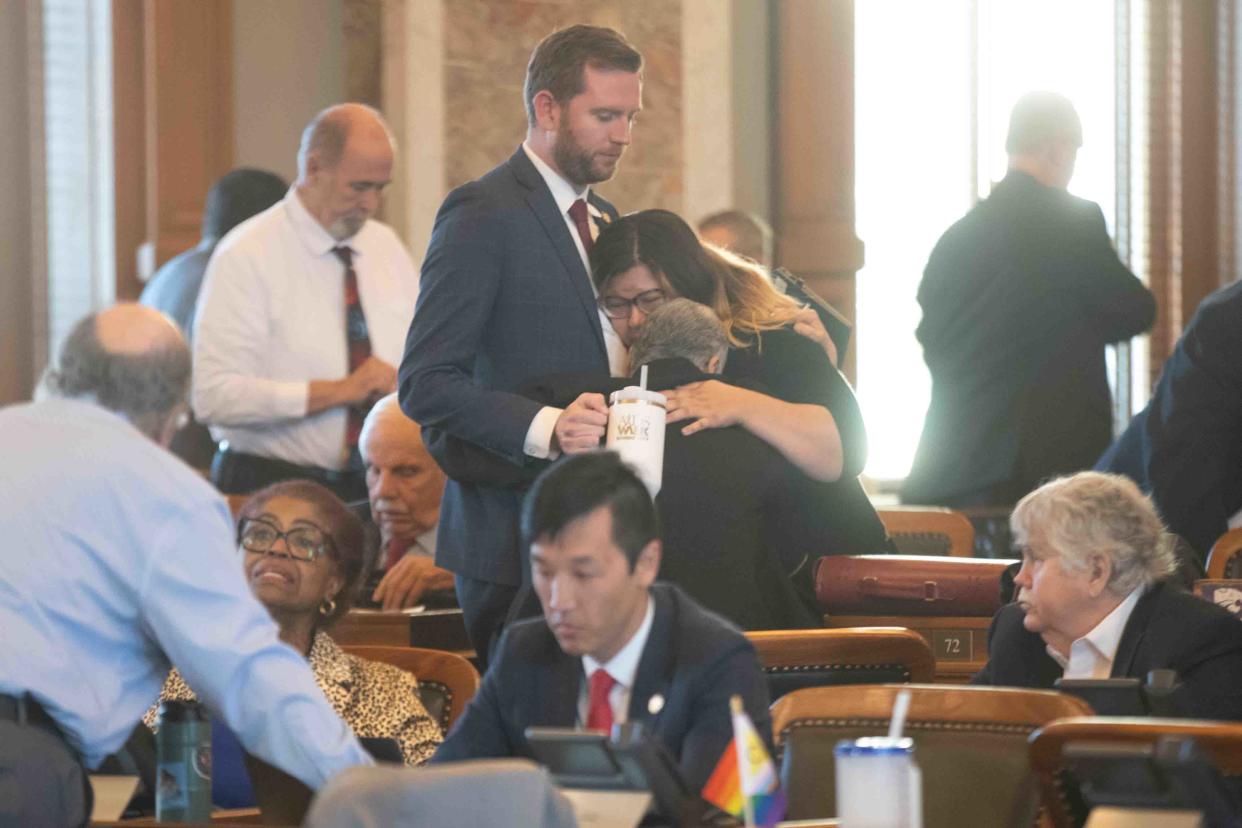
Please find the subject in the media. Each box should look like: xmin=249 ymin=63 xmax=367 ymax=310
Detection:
xmin=599 ymin=289 xmax=667 ymax=320
xmin=238 ymin=517 xmax=333 ymax=562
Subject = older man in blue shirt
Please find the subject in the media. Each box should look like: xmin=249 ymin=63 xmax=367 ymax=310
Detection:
xmin=0 ymin=304 xmax=372 ymax=827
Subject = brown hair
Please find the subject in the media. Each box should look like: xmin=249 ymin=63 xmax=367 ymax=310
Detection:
xmin=524 ymin=25 xmax=643 ymax=126
xmin=236 ymin=480 xmax=371 ymax=628
xmin=591 ymin=209 xmax=800 ymax=347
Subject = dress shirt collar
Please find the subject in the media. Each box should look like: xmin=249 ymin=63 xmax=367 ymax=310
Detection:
xmin=412 ymin=525 xmax=437 ymax=557
xmin=284 ymin=186 xmax=361 ymax=259
xmin=521 ymin=141 xmax=595 ymax=219
xmin=582 ymin=596 xmax=654 ymax=694
xmin=1046 ymin=585 xmax=1145 ymax=675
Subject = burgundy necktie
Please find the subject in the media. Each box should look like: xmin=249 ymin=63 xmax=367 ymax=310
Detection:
xmin=586 ymin=668 xmax=617 ymax=733
xmin=332 ymin=246 xmax=372 ymax=461
xmin=568 ymin=198 xmax=594 ymax=256
xmin=385 ymin=538 xmax=405 ymax=571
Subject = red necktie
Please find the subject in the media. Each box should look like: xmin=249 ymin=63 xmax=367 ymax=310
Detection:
xmin=385 ymin=538 xmax=405 ymax=570
xmin=586 ymin=668 xmax=617 ymax=733
xmin=568 ymin=199 xmax=594 ymax=257
xmin=332 ymin=246 xmax=372 ymax=461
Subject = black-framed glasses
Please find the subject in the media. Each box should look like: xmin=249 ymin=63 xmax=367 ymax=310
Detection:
xmin=238 ymin=517 xmax=333 ymax=562
xmin=598 ymin=288 xmax=667 ymax=320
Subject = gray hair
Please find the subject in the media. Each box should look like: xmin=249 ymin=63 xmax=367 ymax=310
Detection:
xmin=1005 ymin=91 xmax=1082 ymax=155
xmin=1010 ymin=471 xmax=1176 ymax=595
xmin=296 ymin=103 xmax=395 ymax=180
xmin=44 ymin=313 xmax=191 ymax=435
xmin=628 ymin=298 xmax=728 ymax=373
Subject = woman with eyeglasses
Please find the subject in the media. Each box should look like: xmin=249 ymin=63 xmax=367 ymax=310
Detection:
xmin=145 ymin=480 xmax=441 ymax=767
xmin=591 ymin=209 xmax=867 ymax=486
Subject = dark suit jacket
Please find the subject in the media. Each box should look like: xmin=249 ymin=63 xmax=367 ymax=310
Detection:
xmin=433 ymin=357 xmax=852 ymax=630
xmin=904 ymin=171 xmax=1155 ymax=506
xmin=431 ymin=583 xmax=773 ymax=792
xmin=1097 ymin=281 xmax=1242 ymax=561
xmin=974 ymin=582 xmax=1242 ymax=720
xmin=398 ymin=147 xmax=617 ymax=586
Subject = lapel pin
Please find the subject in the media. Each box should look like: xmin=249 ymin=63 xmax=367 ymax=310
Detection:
xmin=647 ymin=693 xmax=665 ymax=715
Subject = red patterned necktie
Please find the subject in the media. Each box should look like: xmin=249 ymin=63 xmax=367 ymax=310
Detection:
xmin=385 ymin=538 xmax=406 ymax=571
xmin=332 ymin=246 xmax=372 ymax=462
xmin=586 ymin=668 xmax=617 ymax=733
xmin=568 ymin=198 xmax=594 ymax=256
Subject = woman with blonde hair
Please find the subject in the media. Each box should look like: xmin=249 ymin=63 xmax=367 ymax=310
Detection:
xmin=591 ymin=208 xmax=865 ymax=484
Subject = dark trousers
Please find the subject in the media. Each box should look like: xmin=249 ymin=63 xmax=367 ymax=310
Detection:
xmin=453 ymin=575 xmax=519 ymax=673
xmin=0 ymin=696 xmax=92 ymax=828
xmin=212 ymin=448 xmax=368 ymax=505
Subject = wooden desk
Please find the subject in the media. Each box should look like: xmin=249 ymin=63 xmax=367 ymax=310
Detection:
xmin=823 ymin=615 xmax=993 ymax=683
xmin=332 ymin=607 xmax=472 ymax=654
xmin=92 ymin=807 xmax=262 ymax=825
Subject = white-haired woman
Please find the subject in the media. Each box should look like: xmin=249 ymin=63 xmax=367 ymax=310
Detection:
xmin=974 ymin=471 xmax=1242 ymax=720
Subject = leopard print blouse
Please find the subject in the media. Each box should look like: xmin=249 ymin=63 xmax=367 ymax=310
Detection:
xmin=144 ymin=631 xmax=442 ymax=765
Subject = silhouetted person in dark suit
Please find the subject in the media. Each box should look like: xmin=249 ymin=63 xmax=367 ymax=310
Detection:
xmin=905 ymin=92 xmax=1155 ymax=509
xmin=140 ymin=168 xmax=286 ymax=469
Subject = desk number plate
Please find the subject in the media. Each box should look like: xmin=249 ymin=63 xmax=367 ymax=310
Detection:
xmin=931 ymin=629 xmax=974 ymax=662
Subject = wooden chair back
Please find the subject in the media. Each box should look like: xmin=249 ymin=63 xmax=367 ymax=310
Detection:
xmin=341 ymin=644 xmax=480 ymax=734
xmin=746 ymin=627 xmax=935 ymax=702
xmin=1029 ymin=716 xmax=1242 ymax=828
xmin=877 ymin=507 xmax=975 ymax=557
xmin=1207 ymin=527 xmax=1242 ymax=578
xmin=771 ymin=683 xmax=1092 ymax=826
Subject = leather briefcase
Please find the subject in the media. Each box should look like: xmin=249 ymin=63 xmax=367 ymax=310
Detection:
xmin=815 ymin=555 xmax=1017 ymax=617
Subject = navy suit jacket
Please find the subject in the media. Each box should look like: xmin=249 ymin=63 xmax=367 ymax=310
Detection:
xmin=904 ymin=172 xmax=1155 ymax=505
xmin=974 ymin=582 xmax=1242 ymax=721
xmin=431 ymin=584 xmax=773 ymax=793
xmin=1097 ymin=281 xmax=1242 ymax=561
xmin=399 ymin=147 xmax=617 ymax=585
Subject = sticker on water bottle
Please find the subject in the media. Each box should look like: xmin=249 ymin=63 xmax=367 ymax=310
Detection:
xmin=157 ymin=762 xmax=188 ymax=809
xmin=193 ymin=745 xmax=212 ymax=781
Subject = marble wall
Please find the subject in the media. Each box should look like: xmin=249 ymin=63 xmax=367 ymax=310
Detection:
xmin=440 ymin=0 xmax=683 ymax=213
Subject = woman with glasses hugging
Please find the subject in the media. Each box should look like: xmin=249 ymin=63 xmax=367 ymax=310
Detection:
xmin=592 ymin=209 xmax=867 ymax=486
xmin=145 ymin=480 xmax=441 ymax=768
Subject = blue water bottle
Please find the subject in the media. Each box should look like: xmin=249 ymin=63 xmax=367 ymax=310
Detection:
xmin=155 ymin=700 xmax=212 ymax=822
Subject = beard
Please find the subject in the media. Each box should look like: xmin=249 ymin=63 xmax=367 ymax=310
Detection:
xmin=552 ymin=123 xmax=622 ymax=187
xmin=329 ymin=210 xmax=367 ymax=241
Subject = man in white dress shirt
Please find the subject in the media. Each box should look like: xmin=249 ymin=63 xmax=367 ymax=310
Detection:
xmin=0 ymin=305 xmax=371 ymax=827
xmin=975 ymin=471 xmax=1242 ymax=720
xmin=194 ymin=103 xmax=419 ymax=503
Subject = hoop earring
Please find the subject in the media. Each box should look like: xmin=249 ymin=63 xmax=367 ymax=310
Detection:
xmin=319 ymin=597 xmax=337 ymax=618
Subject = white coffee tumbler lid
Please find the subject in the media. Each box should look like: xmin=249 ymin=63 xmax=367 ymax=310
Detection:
xmin=609 ymin=386 xmax=667 ymax=407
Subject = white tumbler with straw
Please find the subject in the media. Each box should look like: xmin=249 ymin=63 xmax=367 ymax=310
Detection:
xmin=604 ymin=365 xmax=667 ymax=496
xmin=834 ymin=690 xmax=923 ymax=828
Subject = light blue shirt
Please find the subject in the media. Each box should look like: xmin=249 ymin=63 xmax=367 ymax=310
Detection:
xmin=0 ymin=397 xmax=371 ymax=786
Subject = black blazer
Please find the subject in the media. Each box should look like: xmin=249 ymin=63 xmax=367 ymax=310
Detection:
xmin=432 ymin=356 xmax=889 ymax=630
xmin=904 ymin=171 xmax=1155 ymax=505
xmin=398 ymin=147 xmax=617 ymax=587
xmin=1097 ymin=280 xmax=1242 ymax=561
xmin=430 ymin=583 xmax=773 ymax=792
xmin=974 ymin=582 xmax=1242 ymax=720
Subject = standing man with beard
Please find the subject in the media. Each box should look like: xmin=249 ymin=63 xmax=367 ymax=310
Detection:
xmin=399 ymin=25 xmax=643 ymax=662
xmin=194 ymin=104 xmax=419 ymax=504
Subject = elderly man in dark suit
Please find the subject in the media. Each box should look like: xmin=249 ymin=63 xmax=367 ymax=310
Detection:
xmin=974 ymin=472 xmax=1242 ymax=721
xmin=1097 ymin=280 xmax=1242 ymax=562
xmin=904 ymin=92 xmax=1155 ymax=509
xmin=432 ymin=452 xmax=772 ymax=793
xmin=399 ymin=26 xmax=644 ymax=662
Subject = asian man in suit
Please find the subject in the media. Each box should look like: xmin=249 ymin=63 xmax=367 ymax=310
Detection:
xmin=431 ymin=451 xmax=772 ymax=793
xmin=398 ymin=25 xmax=644 ymax=665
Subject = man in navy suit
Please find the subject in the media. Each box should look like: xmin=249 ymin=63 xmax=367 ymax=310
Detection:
xmin=399 ymin=26 xmax=644 ymax=663
xmin=431 ymin=452 xmax=772 ymax=793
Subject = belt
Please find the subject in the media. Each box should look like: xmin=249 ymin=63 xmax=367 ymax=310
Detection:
xmin=0 ymin=692 xmax=59 ymax=729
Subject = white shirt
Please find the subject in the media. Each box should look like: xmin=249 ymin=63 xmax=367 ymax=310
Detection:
xmin=577 ymin=598 xmax=656 ymax=727
xmin=192 ymin=189 xmax=419 ymax=470
xmin=519 ymin=142 xmax=629 ymax=460
xmin=1048 ymin=586 xmax=1146 ymax=679
xmin=0 ymin=397 xmax=372 ymax=784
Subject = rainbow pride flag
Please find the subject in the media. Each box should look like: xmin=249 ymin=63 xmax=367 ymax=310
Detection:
xmin=701 ymin=697 xmax=786 ymax=827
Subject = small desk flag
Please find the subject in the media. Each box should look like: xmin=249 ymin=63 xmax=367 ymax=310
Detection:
xmin=701 ymin=696 xmax=786 ymax=827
